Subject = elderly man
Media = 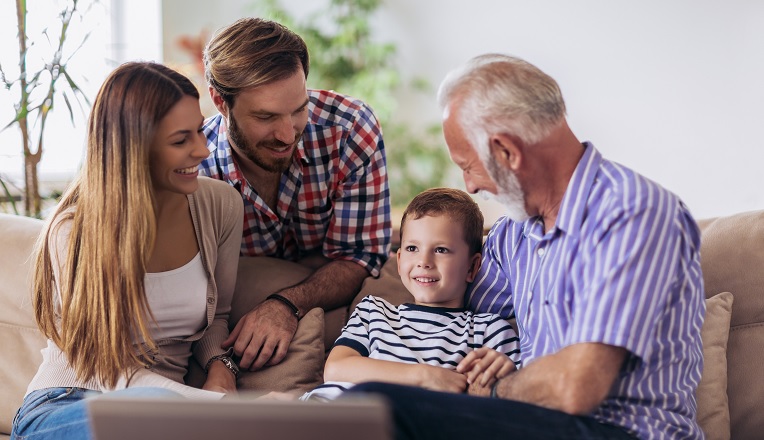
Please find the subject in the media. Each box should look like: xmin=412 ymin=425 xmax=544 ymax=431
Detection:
xmin=348 ymin=54 xmax=705 ymax=440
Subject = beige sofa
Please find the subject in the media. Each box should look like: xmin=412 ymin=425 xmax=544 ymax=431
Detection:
xmin=1 ymin=211 xmax=762 ymax=439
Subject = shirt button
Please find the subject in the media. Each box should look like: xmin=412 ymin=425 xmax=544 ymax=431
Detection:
xmin=207 ymin=297 xmax=215 ymax=304
xmin=537 ymin=247 xmax=545 ymax=257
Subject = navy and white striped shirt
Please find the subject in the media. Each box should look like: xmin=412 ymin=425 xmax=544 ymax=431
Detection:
xmin=468 ymin=143 xmax=705 ymax=440
xmin=302 ymin=295 xmax=520 ymax=401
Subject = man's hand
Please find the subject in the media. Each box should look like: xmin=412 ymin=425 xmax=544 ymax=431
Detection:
xmin=222 ymin=298 xmax=298 ymax=370
xmin=466 ymin=377 xmax=493 ymax=397
xmin=202 ymin=360 xmax=238 ymax=394
xmin=457 ymin=347 xmax=516 ymax=387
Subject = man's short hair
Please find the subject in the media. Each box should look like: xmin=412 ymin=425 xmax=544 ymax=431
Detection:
xmin=437 ymin=54 xmax=566 ymax=161
xmin=400 ymin=188 xmax=484 ymax=255
xmin=203 ymin=17 xmax=309 ymax=108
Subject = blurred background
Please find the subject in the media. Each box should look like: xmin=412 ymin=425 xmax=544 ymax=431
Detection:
xmin=1 ymin=0 xmax=763 ymax=222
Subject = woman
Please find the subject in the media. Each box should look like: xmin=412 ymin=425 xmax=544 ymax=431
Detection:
xmin=11 ymin=62 xmax=244 ymax=440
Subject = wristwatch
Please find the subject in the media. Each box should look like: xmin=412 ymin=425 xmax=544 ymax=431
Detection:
xmin=206 ymin=355 xmax=240 ymax=379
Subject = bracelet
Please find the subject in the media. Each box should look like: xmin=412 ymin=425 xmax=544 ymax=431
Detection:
xmin=205 ymin=354 xmax=240 ymax=379
xmin=266 ymin=293 xmax=300 ymax=318
xmin=490 ymin=377 xmax=502 ymax=399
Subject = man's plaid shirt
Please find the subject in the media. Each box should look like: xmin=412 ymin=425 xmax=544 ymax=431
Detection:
xmin=200 ymin=89 xmax=391 ymax=277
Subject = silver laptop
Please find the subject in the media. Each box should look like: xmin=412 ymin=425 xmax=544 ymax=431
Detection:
xmin=88 ymin=395 xmax=392 ymax=440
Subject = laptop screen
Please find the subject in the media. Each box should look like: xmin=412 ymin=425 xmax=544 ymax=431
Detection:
xmin=88 ymin=395 xmax=392 ymax=440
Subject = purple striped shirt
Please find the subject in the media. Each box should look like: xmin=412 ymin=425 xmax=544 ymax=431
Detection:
xmin=467 ymin=143 xmax=705 ymax=440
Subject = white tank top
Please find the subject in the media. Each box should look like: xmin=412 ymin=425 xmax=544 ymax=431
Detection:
xmin=144 ymin=252 xmax=207 ymax=340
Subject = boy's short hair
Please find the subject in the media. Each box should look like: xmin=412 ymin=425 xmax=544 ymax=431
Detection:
xmin=400 ymin=188 xmax=484 ymax=254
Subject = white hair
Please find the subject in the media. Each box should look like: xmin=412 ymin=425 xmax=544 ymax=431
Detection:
xmin=437 ymin=54 xmax=567 ymax=161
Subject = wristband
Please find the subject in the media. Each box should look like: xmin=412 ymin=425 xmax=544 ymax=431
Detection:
xmin=490 ymin=377 xmax=502 ymax=399
xmin=266 ymin=293 xmax=300 ymax=318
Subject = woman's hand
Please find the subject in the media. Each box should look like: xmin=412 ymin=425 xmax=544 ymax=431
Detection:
xmin=202 ymin=360 xmax=238 ymax=395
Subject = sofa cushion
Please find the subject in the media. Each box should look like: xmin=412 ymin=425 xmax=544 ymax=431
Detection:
xmin=186 ymin=307 xmax=324 ymax=394
xmin=0 ymin=325 xmax=46 ymax=436
xmin=229 ymin=257 xmax=325 ymax=392
xmin=697 ymin=291 xmax=733 ymax=440
xmin=699 ymin=210 xmax=764 ymax=440
xmin=0 ymin=214 xmax=46 ymax=435
xmin=351 ymin=254 xmax=413 ymax=312
xmin=236 ymin=307 xmax=324 ymax=394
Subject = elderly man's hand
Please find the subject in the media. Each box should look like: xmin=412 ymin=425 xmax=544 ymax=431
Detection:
xmin=467 ymin=377 xmax=493 ymax=397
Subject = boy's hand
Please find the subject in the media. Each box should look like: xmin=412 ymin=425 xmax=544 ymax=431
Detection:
xmin=415 ymin=364 xmax=469 ymax=393
xmin=456 ymin=347 xmax=516 ymax=387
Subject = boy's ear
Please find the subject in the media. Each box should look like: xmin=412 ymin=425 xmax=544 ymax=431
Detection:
xmin=465 ymin=252 xmax=482 ymax=283
xmin=396 ymin=248 xmax=403 ymax=278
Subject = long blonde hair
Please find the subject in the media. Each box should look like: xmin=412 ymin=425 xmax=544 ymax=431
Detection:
xmin=33 ymin=62 xmax=201 ymax=388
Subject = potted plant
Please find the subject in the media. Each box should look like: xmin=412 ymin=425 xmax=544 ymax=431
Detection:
xmin=0 ymin=0 xmax=92 ymax=217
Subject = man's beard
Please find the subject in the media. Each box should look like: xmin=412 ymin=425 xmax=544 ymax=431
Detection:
xmin=484 ymin=158 xmax=531 ymax=223
xmin=227 ymin=112 xmax=302 ymax=173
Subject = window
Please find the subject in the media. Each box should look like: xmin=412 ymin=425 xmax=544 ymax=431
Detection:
xmin=0 ymin=0 xmax=160 ymax=197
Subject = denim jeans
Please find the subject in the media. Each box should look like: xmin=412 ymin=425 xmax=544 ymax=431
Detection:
xmin=11 ymin=387 xmax=182 ymax=440
xmin=344 ymin=382 xmax=637 ymax=440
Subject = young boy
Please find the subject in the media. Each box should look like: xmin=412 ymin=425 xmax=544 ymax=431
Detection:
xmin=302 ymin=188 xmax=520 ymax=401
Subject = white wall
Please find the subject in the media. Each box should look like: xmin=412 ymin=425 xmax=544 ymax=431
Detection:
xmin=161 ymin=0 xmax=764 ymax=219
xmin=5 ymin=0 xmax=759 ymax=219
xmin=373 ymin=0 xmax=764 ymax=219
xmin=0 ymin=0 xmax=161 ymax=188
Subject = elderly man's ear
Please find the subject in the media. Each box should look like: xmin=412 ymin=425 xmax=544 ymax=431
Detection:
xmin=489 ymin=133 xmax=523 ymax=171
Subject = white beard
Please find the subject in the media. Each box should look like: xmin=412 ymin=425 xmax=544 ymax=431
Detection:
xmin=485 ymin=160 xmax=531 ymax=223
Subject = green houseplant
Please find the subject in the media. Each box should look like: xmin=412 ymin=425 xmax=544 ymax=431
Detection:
xmin=0 ymin=0 xmax=92 ymax=217
xmin=253 ymin=0 xmax=455 ymax=208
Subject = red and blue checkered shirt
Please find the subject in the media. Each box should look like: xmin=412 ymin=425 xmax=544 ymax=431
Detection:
xmin=200 ymin=89 xmax=391 ymax=277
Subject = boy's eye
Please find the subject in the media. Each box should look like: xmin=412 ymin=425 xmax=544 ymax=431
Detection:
xmin=435 ymin=247 xmax=448 ymax=254
xmin=405 ymin=245 xmax=417 ymax=252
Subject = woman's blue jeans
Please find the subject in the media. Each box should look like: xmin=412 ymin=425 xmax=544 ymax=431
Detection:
xmin=11 ymin=387 xmax=181 ymax=440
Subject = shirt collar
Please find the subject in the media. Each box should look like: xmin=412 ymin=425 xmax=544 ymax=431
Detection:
xmin=553 ymin=141 xmax=602 ymax=238
xmin=294 ymin=135 xmax=309 ymax=165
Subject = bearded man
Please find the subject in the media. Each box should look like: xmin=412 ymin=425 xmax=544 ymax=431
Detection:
xmin=199 ymin=18 xmax=390 ymax=372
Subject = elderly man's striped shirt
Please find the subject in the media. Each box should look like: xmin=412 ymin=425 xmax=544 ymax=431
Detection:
xmin=467 ymin=143 xmax=705 ymax=440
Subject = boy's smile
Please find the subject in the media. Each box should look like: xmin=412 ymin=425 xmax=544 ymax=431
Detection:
xmin=397 ymin=214 xmax=481 ymax=308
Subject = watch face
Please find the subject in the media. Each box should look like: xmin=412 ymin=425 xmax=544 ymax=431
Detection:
xmin=224 ymin=357 xmax=240 ymax=376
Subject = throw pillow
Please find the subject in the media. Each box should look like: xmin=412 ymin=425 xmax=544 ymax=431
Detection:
xmin=351 ymin=256 xmax=413 ymax=311
xmin=697 ymin=291 xmax=734 ymax=440
xmin=236 ymin=307 xmax=324 ymax=394
xmin=231 ymin=257 xmax=325 ymax=393
xmin=187 ymin=257 xmax=325 ymax=394
xmin=185 ymin=307 xmax=324 ymax=394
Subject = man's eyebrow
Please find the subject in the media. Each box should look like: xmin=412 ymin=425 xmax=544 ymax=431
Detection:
xmin=251 ymin=98 xmax=310 ymax=117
